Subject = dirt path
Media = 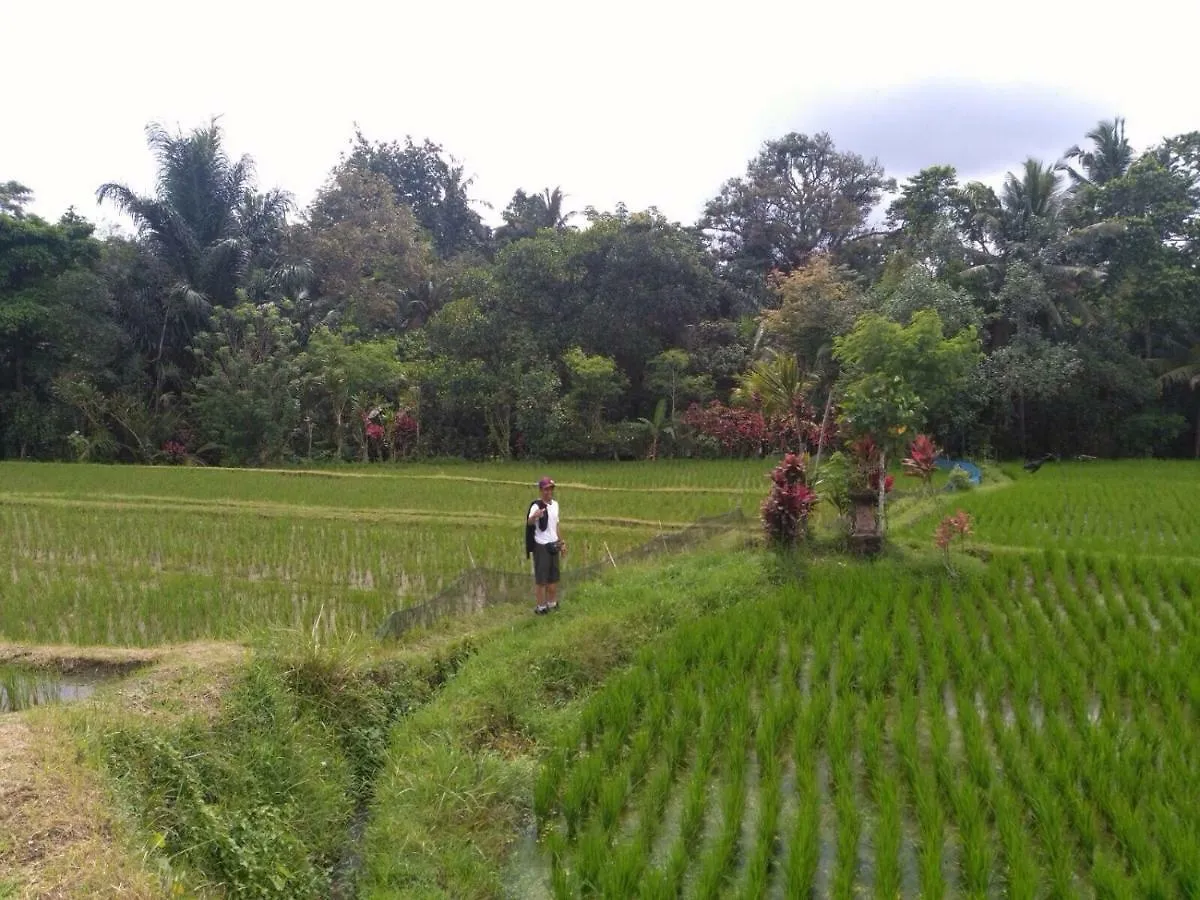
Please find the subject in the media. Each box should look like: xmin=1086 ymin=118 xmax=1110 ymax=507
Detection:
xmin=0 ymin=641 xmax=246 ymax=898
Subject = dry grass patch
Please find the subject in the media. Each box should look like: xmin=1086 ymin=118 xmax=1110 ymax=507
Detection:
xmin=0 ymin=641 xmax=246 ymax=898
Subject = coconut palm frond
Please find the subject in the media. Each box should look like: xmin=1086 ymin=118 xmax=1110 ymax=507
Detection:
xmin=1155 ymin=347 xmax=1200 ymax=389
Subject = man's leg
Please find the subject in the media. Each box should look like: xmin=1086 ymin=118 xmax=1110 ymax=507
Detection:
xmin=546 ymin=552 xmax=560 ymax=609
xmin=534 ymin=546 xmax=550 ymax=613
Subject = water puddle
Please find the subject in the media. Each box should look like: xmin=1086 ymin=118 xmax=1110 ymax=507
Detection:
xmin=0 ymin=665 xmax=126 ymax=713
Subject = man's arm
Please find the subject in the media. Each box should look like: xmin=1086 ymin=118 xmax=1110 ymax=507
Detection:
xmin=527 ymin=502 xmax=545 ymax=524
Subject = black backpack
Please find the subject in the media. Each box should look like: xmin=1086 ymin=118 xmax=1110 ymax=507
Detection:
xmin=525 ymin=500 xmax=548 ymax=558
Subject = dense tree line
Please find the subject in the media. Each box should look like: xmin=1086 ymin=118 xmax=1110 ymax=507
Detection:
xmin=2 ymin=116 xmax=1198 ymax=464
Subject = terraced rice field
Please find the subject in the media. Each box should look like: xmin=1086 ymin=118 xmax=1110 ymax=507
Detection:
xmin=535 ymin=462 xmax=1200 ymax=898
xmin=0 ymin=460 xmax=767 ymax=645
xmin=910 ymin=460 xmax=1200 ymax=558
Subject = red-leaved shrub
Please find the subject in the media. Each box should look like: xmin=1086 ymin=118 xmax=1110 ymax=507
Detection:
xmin=761 ymin=453 xmax=818 ymax=547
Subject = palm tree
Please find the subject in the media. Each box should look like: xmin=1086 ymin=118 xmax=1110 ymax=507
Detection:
xmin=538 ymin=187 xmax=574 ymax=230
xmin=97 ymin=119 xmax=293 ymax=400
xmin=1156 ymin=344 xmax=1200 ymax=458
xmin=637 ymin=398 xmax=674 ymax=460
xmin=1063 ymin=118 xmax=1133 ymax=187
xmin=495 ymin=186 xmax=575 ymax=245
xmin=961 ymin=159 xmax=1118 ymax=328
xmin=97 ymin=119 xmax=290 ymax=310
xmin=734 ymin=349 xmax=817 ymax=452
xmin=1000 ymin=158 xmax=1064 ymax=244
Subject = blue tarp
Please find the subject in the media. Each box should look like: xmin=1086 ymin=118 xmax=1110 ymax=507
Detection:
xmin=934 ymin=457 xmax=982 ymax=485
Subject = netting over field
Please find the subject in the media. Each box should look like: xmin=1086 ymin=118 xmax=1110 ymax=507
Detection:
xmin=376 ymin=509 xmax=748 ymax=639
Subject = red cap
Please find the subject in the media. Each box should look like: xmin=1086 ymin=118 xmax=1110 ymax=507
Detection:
xmin=538 ymin=476 xmax=555 ymax=489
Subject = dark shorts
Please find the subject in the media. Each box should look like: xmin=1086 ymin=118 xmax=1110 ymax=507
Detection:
xmin=533 ymin=542 xmax=560 ymax=585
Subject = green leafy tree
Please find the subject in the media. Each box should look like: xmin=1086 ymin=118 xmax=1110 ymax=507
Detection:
xmin=563 ymin=347 xmax=628 ymax=446
xmin=491 ymin=207 xmax=721 ymax=408
xmin=682 ymin=319 xmax=752 ymax=399
xmin=645 ymin=349 xmax=710 ymax=420
xmin=0 ymin=208 xmax=118 ymax=457
xmin=759 ymin=256 xmax=867 ymax=384
xmin=299 ymin=167 xmax=434 ymax=336
xmin=1083 ymin=137 xmax=1200 ymax=358
xmin=0 ymin=181 xmax=34 ymax=217
xmin=885 ymin=165 xmax=968 ymax=276
xmin=187 ymin=301 xmax=304 ymax=464
xmin=879 ymin=265 xmax=983 ymax=336
xmin=299 ymin=326 xmax=406 ymax=459
xmin=834 ymin=310 xmax=982 ymax=441
xmin=414 ymin=294 xmax=550 ymax=459
xmin=981 ymin=339 xmax=1081 ymax=456
xmin=702 ymin=132 xmax=894 ymax=281
xmin=344 ymin=129 xmax=490 ymax=259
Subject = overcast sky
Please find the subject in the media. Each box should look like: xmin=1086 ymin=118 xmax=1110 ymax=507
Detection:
xmin=6 ymin=0 xmax=1200 ymax=233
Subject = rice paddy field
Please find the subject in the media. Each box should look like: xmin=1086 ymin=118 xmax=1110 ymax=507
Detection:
xmin=527 ymin=460 xmax=1200 ymax=899
xmin=0 ymin=460 xmax=768 ymax=645
xmin=3 ymin=457 xmax=1198 ymax=898
xmin=905 ymin=459 xmax=1200 ymax=558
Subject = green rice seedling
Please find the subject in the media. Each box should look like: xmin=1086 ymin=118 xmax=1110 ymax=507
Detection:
xmin=831 ymin=770 xmax=861 ymax=899
xmin=688 ymin=690 xmax=754 ymax=899
xmin=912 ymin=765 xmax=946 ymax=900
xmin=663 ymin=710 xmax=691 ymax=774
xmin=739 ymin=747 xmax=783 ymax=900
xmin=649 ymin=716 xmax=720 ymax=900
xmin=534 ymin=748 xmax=567 ymax=826
xmin=785 ymin=746 xmax=821 ymax=897
xmin=1090 ymin=845 xmax=1137 ymax=900
xmin=958 ymin=699 xmax=991 ymax=797
xmin=919 ymin=608 xmax=949 ymax=694
xmin=926 ymin=686 xmax=954 ymax=809
xmin=897 ymin=691 xmax=919 ymax=794
xmin=635 ymin=868 xmax=674 ymax=900
xmin=873 ymin=771 xmax=903 ymax=899
xmin=596 ymin=769 xmax=629 ymax=835
xmin=626 ymin=726 xmax=655 ymax=788
xmin=991 ymin=786 xmax=1038 ymax=900
xmin=574 ymin=818 xmax=610 ymax=894
xmin=1026 ymin=776 xmax=1075 ymax=897
xmin=952 ymin=780 xmax=993 ymax=896
xmin=860 ymin=695 xmax=885 ymax=802
xmin=692 ymin=775 xmax=747 ymax=900
xmin=562 ymin=753 xmax=605 ymax=841
xmin=632 ymin=760 xmax=674 ymax=857
xmin=598 ymin=839 xmax=647 ymax=899
xmin=1133 ymin=858 xmax=1173 ymax=898
xmin=1153 ymin=800 xmax=1200 ymax=899
xmin=546 ymin=828 xmax=574 ymax=900
xmin=678 ymin=747 xmax=714 ymax=852
xmin=599 ymin=717 xmax=631 ymax=770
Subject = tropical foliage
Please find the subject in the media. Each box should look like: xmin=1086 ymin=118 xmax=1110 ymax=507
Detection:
xmin=3 ymin=116 xmax=1200 ymax=463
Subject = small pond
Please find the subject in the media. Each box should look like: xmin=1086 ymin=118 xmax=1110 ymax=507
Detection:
xmin=0 ymin=665 xmax=124 ymax=713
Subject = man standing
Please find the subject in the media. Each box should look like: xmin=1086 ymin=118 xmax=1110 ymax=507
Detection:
xmin=527 ymin=476 xmax=566 ymax=614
